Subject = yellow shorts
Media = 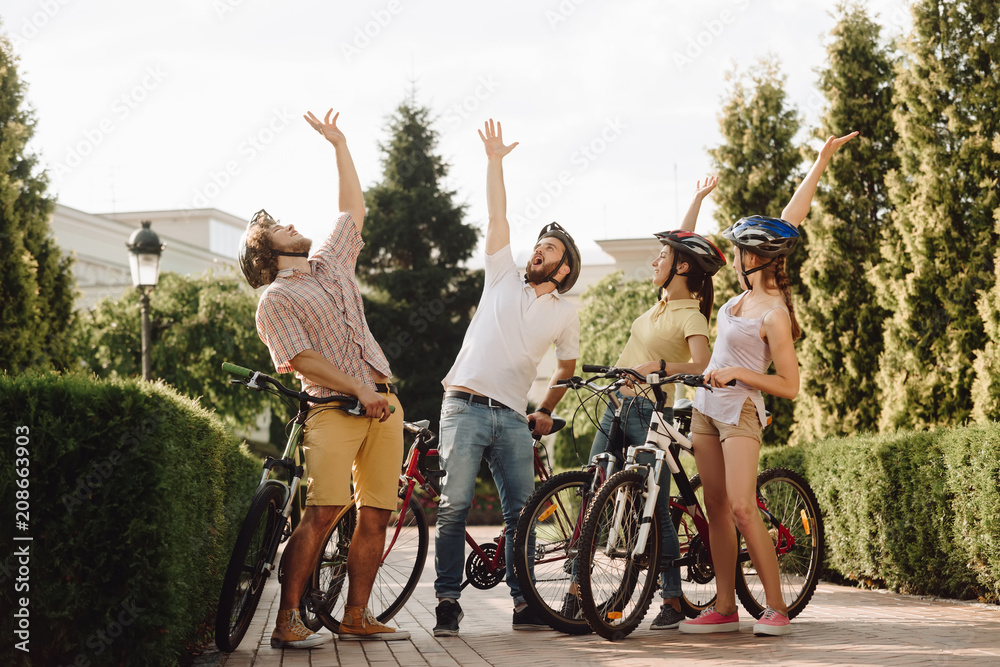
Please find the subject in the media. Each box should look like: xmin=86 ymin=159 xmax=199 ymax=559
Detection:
xmin=691 ymin=399 xmax=763 ymax=444
xmin=301 ymin=392 xmax=403 ymax=510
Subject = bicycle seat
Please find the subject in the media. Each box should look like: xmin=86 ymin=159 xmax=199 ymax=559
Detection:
xmin=672 ymin=398 xmax=693 ymax=419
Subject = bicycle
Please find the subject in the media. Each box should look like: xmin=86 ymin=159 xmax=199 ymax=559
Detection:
xmin=214 ymin=361 xmax=389 ymax=651
xmin=303 ymin=407 xmax=568 ymax=632
xmin=511 ymin=365 xmax=702 ymax=635
xmin=574 ymin=365 xmax=823 ymax=641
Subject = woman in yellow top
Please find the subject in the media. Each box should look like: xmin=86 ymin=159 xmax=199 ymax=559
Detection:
xmin=586 ymin=178 xmax=726 ymax=630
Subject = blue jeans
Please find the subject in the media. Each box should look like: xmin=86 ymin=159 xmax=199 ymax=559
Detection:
xmin=589 ymin=392 xmax=683 ymax=600
xmin=434 ymin=396 xmax=534 ymax=604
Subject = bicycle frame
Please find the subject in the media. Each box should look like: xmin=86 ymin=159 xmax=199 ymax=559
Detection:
xmin=390 ymin=422 xmax=556 ymax=586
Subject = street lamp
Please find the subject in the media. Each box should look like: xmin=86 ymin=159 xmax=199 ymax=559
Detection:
xmin=126 ymin=220 xmax=164 ymax=381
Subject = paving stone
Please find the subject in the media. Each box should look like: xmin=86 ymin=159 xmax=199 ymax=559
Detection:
xmin=215 ymin=525 xmax=1000 ymax=666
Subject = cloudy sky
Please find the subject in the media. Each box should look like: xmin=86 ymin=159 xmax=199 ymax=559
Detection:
xmin=6 ymin=0 xmax=909 ymax=262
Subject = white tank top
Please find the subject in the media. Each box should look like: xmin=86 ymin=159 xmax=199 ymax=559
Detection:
xmin=693 ymin=292 xmax=785 ymax=427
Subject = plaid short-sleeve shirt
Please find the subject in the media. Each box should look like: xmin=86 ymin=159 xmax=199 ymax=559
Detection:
xmin=255 ymin=213 xmax=392 ymax=399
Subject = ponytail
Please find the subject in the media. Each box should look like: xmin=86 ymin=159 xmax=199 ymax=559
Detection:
xmin=769 ymin=256 xmax=801 ymax=341
xmin=675 ymin=249 xmax=715 ymax=324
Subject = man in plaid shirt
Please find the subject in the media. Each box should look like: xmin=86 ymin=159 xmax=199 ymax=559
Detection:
xmin=238 ymin=109 xmax=408 ymax=648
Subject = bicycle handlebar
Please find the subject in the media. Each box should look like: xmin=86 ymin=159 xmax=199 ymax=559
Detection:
xmin=222 ymin=361 xmax=394 ymax=416
xmin=576 ymin=364 xmax=736 ymax=390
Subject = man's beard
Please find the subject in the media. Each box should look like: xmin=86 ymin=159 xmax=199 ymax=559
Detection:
xmin=286 ymin=237 xmax=312 ymax=254
xmin=524 ymin=259 xmax=559 ymax=284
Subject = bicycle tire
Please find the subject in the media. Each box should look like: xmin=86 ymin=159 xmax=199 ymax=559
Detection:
xmin=314 ymin=494 xmax=428 ymax=631
xmin=513 ymin=469 xmax=595 ymax=635
xmin=215 ymin=482 xmax=285 ymax=652
xmin=735 ymin=467 xmax=824 ymax=620
xmin=669 ymin=473 xmax=718 ymax=617
xmin=578 ymin=469 xmax=662 ymax=641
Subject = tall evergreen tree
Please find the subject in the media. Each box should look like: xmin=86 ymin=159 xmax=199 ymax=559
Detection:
xmin=708 ymin=56 xmax=801 ymax=447
xmin=0 ymin=28 xmax=75 ymax=372
xmin=793 ymin=3 xmax=898 ymax=444
xmin=358 ymin=95 xmax=483 ymax=425
xmin=874 ymin=0 xmax=1000 ymax=430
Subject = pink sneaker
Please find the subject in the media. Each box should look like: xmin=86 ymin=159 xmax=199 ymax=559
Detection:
xmin=678 ymin=606 xmax=740 ymax=634
xmin=753 ymin=607 xmax=791 ymax=636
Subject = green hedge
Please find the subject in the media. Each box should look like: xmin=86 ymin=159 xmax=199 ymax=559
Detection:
xmin=0 ymin=373 xmax=259 ymax=666
xmin=761 ymin=424 xmax=1000 ymax=601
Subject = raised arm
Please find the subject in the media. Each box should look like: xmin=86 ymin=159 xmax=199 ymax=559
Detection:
xmin=678 ymin=176 xmax=718 ymax=231
xmin=479 ymin=119 xmax=519 ymax=255
xmin=304 ymin=109 xmax=366 ymax=231
xmin=780 ymin=132 xmax=858 ymax=228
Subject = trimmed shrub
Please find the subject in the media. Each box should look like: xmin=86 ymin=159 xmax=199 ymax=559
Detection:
xmin=0 ymin=373 xmax=258 ymax=666
xmin=765 ymin=426 xmax=1000 ymax=601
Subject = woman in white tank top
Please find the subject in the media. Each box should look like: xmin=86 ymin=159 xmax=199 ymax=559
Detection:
xmin=678 ymin=132 xmax=858 ymax=638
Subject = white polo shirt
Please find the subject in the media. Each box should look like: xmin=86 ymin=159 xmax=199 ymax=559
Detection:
xmin=442 ymin=244 xmax=580 ymax=415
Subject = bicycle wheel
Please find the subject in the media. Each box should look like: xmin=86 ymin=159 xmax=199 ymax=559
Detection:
xmin=513 ymin=470 xmax=595 ymax=635
xmin=314 ymin=494 xmax=428 ymax=632
xmin=302 ymin=505 xmax=357 ymax=633
xmin=670 ymin=474 xmax=718 ymax=617
xmin=735 ymin=467 xmax=824 ymax=620
xmin=578 ymin=469 xmax=661 ymax=641
xmin=216 ymin=482 xmax=285 ymax=652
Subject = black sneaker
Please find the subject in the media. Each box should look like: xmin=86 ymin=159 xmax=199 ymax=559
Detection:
xmin=650 ymin=604 xmax=685 ymax=630
xmin=512 ymin=604 xmax=549 ymax=631
xmin=433 ymin=599 xmax=463 ymax=637
xmin=559 ymin=593 xmax=582 ymax=619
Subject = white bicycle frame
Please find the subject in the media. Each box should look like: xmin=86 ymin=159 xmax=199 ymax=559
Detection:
xmin=604 ymin=393 xmax=693 ymax=559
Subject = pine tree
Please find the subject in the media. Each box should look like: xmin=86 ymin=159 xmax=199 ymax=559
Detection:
xmin=0 ymin=29 xmax=75 ymax=372
xmin=358 ymin=95 xmax=483 ymax=425
xmin=793 ymin=3 xmax=898 ymax=444
xmin=708 ymin=56 xmax=801 ymax=447
xmin=874 ymin=0 xmax=1000 ymax=430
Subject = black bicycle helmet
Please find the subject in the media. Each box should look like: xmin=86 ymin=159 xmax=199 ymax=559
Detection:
xmin=653 ymin=230 xmax=727 ymax=275
xmin=722 ymin=215 xmax=799 ymax=258
xmin=238 ymin=209 xmax=308 ymax=288
xmin=535 ymin=222 xmax=582 ymax=294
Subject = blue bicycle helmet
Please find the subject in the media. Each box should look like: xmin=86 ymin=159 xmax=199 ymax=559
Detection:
xmin=722 ymin=216 xmax=799 ymax=258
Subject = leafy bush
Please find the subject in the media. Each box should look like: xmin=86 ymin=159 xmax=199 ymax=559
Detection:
xmin=0 ymin=373 xmax=258 ymax=666
xmin=764 ymin=426 xmax=1000 ymax=601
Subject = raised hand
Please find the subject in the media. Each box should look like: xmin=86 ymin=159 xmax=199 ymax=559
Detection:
xmin=693 ymin=175 xmax=719 ymax=200
xmin=303 ymin=109 xmax=346 ymax=146
xmin=819 ymin=131 xmax=859 ymax=160
xmin=478 ymin=118 xmax=518 ymax=159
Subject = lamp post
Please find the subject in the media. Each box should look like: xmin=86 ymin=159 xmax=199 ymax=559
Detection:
xmin=126 ymin=221 xmax=164 ymax=381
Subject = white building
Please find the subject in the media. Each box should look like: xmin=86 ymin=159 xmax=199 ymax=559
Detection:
xmin=49 ymin=203 xmax=245 ymax=310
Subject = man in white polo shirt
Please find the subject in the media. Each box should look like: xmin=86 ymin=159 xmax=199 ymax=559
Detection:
xmin=432 ymin=119 xmax=581 ymax=637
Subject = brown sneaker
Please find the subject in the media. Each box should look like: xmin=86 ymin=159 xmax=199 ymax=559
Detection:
xmin=270 ymin=609 xmax=326 ymax=649
xmin=339 ymin=605 xmax=411 ymax=641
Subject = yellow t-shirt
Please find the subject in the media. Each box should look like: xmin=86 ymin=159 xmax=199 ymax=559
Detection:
xmin=616 ymin=298 xmax=710 ymax=405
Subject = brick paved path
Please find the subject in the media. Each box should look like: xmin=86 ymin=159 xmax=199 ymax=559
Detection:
xmin=214 ymin=526 xmax=1000 ymax=666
